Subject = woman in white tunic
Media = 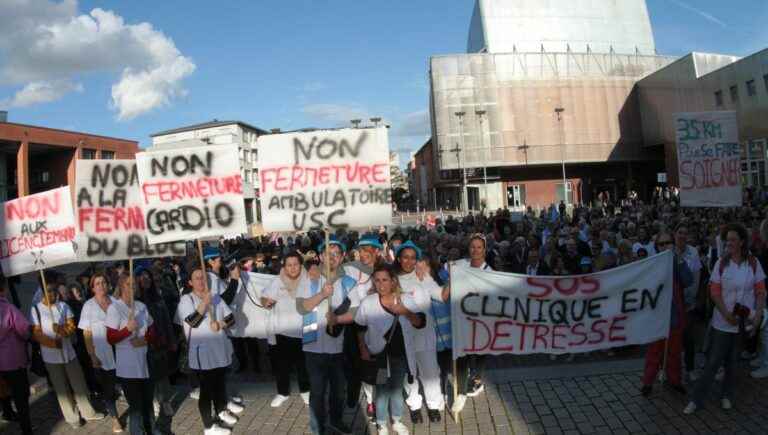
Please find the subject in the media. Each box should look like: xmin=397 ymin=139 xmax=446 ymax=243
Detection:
xmin=31 ymin=271 xmax=104 ymax=428
xmin=79 ymin=272 xmax=123 ymax=433
xmin=261 ymin=251 xmax=310 ymax=407
xmin=105 ymin=273 xmax=156 ymax=435
xmin=355 ymin=264 xmax=425 ymax=435
xmin=176 ymin=262 xmax=242 ymax=435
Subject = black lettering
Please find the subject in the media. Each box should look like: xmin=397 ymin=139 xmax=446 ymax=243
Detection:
xmin=621 ymin=289 xmax=639 ymax=313
xmin=640 ymin=285 xmax=665 ymax=310
xmin=460 ymin=292 xmax=480 ymax=316
xmin=77 ymin=187 xmax=93 ymax=207
xmin=587 ymin=296 xmax=608 ymax=318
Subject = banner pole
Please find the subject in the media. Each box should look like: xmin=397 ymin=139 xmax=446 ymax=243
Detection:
xmin=324 ymin=229 xmax=332 ymax=315
xmin=39 ymin=269 xmax=66 ymax=362
xmin=197 ymin=239 xmax=215 ymax=324
xmin=449 ymin=261 xmax=460 ymax=424
xmin=128 ymin=258 xmax=135 ymax=318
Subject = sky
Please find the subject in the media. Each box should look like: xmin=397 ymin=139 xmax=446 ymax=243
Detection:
xmin=1 ymin=0 xmax=766 ymax=164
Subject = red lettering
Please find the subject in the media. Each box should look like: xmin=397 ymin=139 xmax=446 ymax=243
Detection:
xmin=532 ymin=324 xmax=550 ymax=350
xmin=5 ymin=191 xmax=61 ymax=221
xmin=489 ymin=320 xmax=515 ymax=351
xmin=552 ymin=324 xmax=569 ymax=350
xmin=581 ymin=276 xmax=600 ymax=294
xmin=527 ymin=277 xmax=552 ymax=298
xmin=465 ymin=317 xmax=491 ymax=352
xmin=554 ymin=278 xmax=579 ymax=295
xmin=569 ymin=322 xmax=588 ymax=346
xmin=609 ymin=315 xmax=628 ymax=342
xmin=78 ymin=208 xmax=93 ymax=231
xmin=588 ymin=320 xmax=608 ymax=344
xmin=372 ymin=163 xmax=388 ymax=182
xmin=358 ymin=165 xmax=371 ymax=183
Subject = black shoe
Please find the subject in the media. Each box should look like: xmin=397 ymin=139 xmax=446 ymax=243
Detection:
xmin=410 ymin=409 xmax=423 ymax=424
xmin=328 ymin=421 xmax=352 ymax=434
xmin=666 ymin=382 xmax=687 ymax=395
xmin=427 ymin=409 xmax=441 ymax=423
xmin=640 ymin=385 xmax=652 ymax=397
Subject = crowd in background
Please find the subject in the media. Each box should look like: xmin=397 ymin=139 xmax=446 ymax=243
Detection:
xmin=1 ymin=191 xmax=768 ymax=434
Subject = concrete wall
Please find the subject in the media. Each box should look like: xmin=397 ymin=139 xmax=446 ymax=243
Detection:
xmin=474 ymin=0 xmax=656 ymax=55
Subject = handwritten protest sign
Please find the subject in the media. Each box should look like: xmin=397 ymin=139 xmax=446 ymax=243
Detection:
xmin=257 ymin=127 xmax=392 ymax=232
xmin=450 ymin=251 xmax=673 ymax=359
xmin=75 ymin=160 xmax=186 ymax=261
xmin=0 ymin=187 xmax=77 ymax=276
xmin=136 ymin=145 xmax=248 ymax=244
xmin=675 ymin=111 xmax=741 ymax=207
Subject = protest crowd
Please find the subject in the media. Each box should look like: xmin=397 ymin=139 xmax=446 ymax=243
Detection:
xmin=2 ymin=187 xmax=768 ymax=435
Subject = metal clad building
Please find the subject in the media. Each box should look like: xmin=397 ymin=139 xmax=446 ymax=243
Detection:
xmin=428 ymin=0 xmax=674 ymax=210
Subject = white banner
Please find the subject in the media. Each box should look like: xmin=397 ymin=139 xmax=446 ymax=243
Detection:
xmin=257 ymin=127 xmax=392 ymax=232
xmin=450 ymin=251 xmax=673 ymax=359
xmin=0 ymin=187 xmax=77 ymax=276
xmin=75 ymin=160 xmax=186 ymax=261
xmin=229 ymin=272 xmax=276 ymax=339
xmin=675 ymin=111 xmax=741 ymax=207
xmin=136 ymin=145 xmax=248 ymax=244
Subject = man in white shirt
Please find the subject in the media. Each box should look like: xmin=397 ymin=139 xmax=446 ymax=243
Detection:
xmin=296 ymin=238 xmax=359 ymax=435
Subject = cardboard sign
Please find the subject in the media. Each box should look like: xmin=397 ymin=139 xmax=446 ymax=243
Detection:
xmin=257 ymin=127 xmax=392 ymax=231
xmin=75 ymin=160 xmax=186 ymax=261
xmin=0 ymin=187 xmax=77 ymax=276
xmin=675 ymin=111 xmax=742 ymax=207
xmin=450 ymin=251 xmax=673 ymax=359
xmin=136 ymin=145 xmax=248 ymax=244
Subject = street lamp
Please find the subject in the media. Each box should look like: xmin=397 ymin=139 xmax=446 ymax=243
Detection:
xmin=351 ymin=119 xmax=362 ymax=129
xmin=555 ymin=107 xmax=567 ymax=208
xmin=475 ymin=110 xmax=487 ymax=211
xmin=455 ymin=111 xmax=468 ymax=213
xmin=370 ymin=117 xmax=382 ymax=128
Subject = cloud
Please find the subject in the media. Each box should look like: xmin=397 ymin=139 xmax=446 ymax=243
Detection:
xmin=0 ymin=0 xmax=195 ymax=120
xmin=395 ymin=109 xmax=430 ymax=137
xmin=1 ymin=79 xmax=82 ymax=108
xmin=666 ymin=0 xmax=727 ymax=28
xmin=302 ymin=103 xmax=374 ymax=127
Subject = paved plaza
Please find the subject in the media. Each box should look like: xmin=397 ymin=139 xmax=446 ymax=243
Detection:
xmin=2 ymin=356 xmax=766 ymax=435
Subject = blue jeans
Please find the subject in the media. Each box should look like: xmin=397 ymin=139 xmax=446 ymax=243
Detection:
xmin=305 ymin=352 xmax=346 ymax=435
xmin=691 ymin=329 xmax=739 ymax=406
xmin=375 ymin=356 xmax=407 ymax=428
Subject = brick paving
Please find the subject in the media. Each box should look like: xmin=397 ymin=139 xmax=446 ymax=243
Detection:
xmin=3 ymin=359 xmax=768 ymax=435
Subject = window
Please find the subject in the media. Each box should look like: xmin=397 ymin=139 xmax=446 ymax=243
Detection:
xmin=714 ymin=90 xmax=724 ymax=107
xmin=244 ymin=170 xmax=250 ymax=183
xmin=730 ymin=85 xmax=739 ymax=103
xmin=555 ymin=182 xmax=574 ymax=204
xmin=101 ymin=150 xmax=115 ymax=159
xmin=40 ymin=171 xmax=50 ymax=184
xmin=747 ymin=80 xmax=757 ymax=97
xmin=81 ymin=148 xmax=97 ymax=159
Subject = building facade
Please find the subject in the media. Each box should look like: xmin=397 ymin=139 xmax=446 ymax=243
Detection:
xmin=637 ymin=49 xmax=768 ymax=187
xmin=428 ymin=0 xmax=674 ymax=210
xmin=0 ymin=113 xmax=139 ymax=201
xmin=150 ymin=120 xmax=268 ymax=225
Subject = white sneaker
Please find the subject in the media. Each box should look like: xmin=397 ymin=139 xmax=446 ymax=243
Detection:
xmin=549 ymin=354 xmax=557 ymax=361
xmin=190 ymin=388 xmax=200 ymax=400
xmin=377 ymin=425 xmax=389 ymax=435
xmin=227 ymin=401 xmax=244 ymax=415
xmin=218 ymin=410 xmax=238 ymax=426
xmin=750 ymin=358 xmax=763 ymax=368
xmin=751 ymin=366 xmax=768 ymax=378
xmin=270 ymin=394 xmax=289 ymax=408
xmin=153 ymin=400 xmax=160 ymax=417
xmin=721 ymin=398 xmax=732 ymax=410
xmin=204 ymin=423 xmax=232 ymax=435
xmin=230 ymin=394 xmax=243 ymax=404
xmin=391 ymin=420 xmax=409 ymax=435
xmin=300 ymin=392 xmax=310 ymax=405
xmin=683 ymin=402 xmax=697 ymax=415
xmin=715 ymin=367 xmax=725 ymax=381
xmin=451 ymin=394 xmax=467 ymax=414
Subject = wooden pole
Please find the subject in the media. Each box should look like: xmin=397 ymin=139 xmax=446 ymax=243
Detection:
xmin=324 ymin=229 xmax=332 ymax=315
xmin=449 ymin=261 xmax=460 ymax=425
xmin=128 ymin=258 xmax=135 ymax=319
xmin=39 ymin=269 xmax=66 ymax=362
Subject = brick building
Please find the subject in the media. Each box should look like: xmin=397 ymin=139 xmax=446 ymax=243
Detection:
xmin=0 ymin=113 xmax=139 ymax=201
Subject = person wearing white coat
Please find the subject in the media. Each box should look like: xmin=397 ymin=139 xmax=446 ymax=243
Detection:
xmin=394 ymin=241 xmax=444 ymax=424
